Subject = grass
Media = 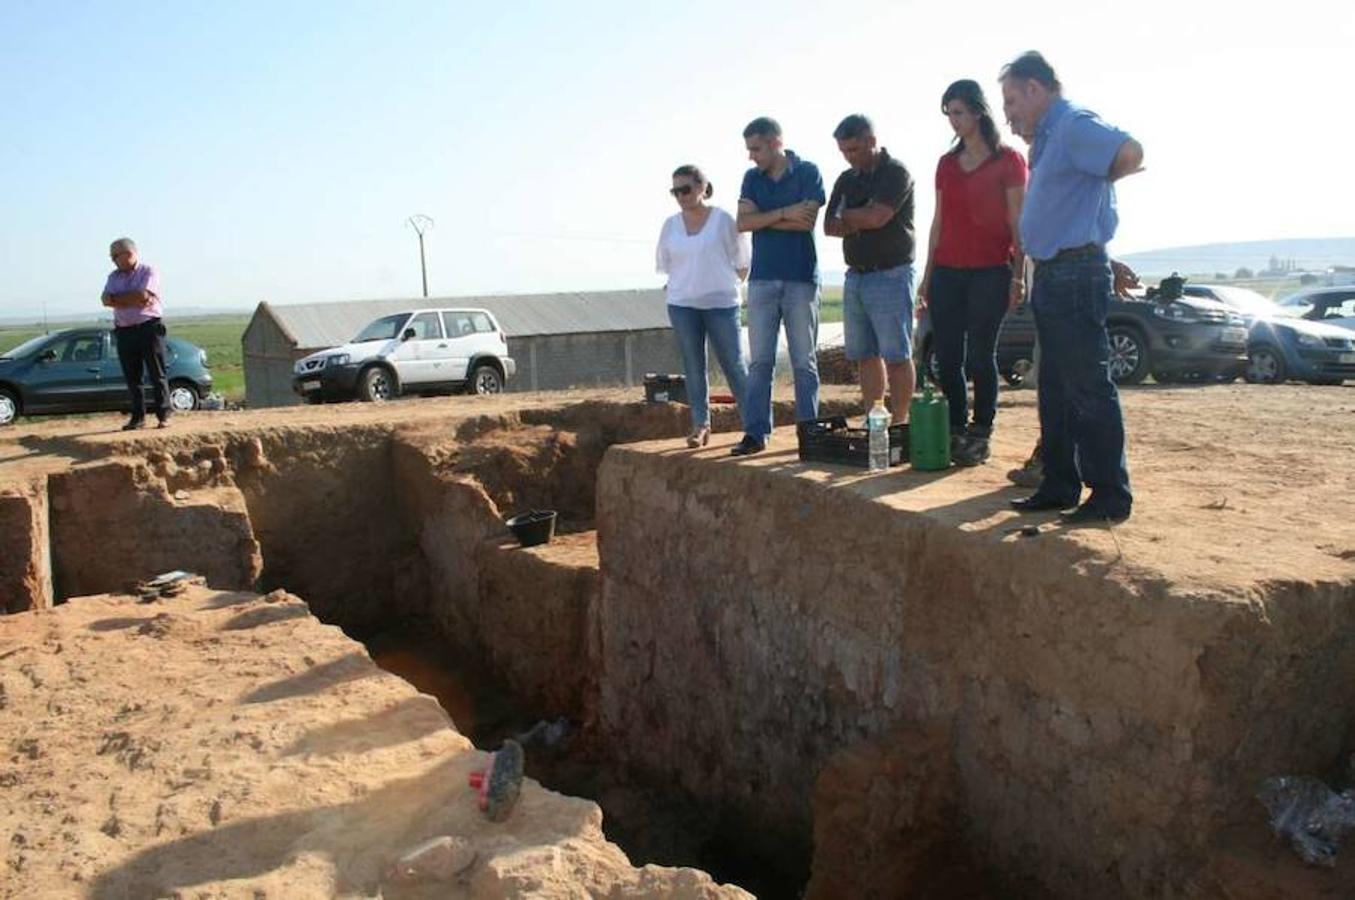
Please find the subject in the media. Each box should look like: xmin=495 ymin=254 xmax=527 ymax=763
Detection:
xmin=0 ymin=314 xmax=251 ymax=401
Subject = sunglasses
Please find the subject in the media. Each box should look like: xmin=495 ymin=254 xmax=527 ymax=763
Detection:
xmin=669 ymin=184 xmax=695 ymax=197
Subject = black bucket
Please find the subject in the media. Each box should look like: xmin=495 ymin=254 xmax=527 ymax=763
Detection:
xmin=505 ymin=509 xmax=557 ymax=547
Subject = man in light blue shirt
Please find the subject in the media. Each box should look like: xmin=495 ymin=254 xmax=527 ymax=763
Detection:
xmin=1001 ymin=51 xmax=1144 ymax=524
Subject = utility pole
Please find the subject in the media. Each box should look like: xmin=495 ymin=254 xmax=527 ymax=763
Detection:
xmin=406 ymin=214 xmax=434 ymax=298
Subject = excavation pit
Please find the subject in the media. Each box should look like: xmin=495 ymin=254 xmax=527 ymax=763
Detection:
xmin=2 ymin=384 xmax=1355 ymax=898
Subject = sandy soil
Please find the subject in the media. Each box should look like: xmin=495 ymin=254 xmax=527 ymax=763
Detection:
xmin=0 ymin=586 xmax=749 ymax=899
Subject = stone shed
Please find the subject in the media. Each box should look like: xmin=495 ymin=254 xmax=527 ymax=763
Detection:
xmin=241 ymin=290 xmax=681 ymax=408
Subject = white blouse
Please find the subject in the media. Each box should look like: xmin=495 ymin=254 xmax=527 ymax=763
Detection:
xmin=655 ymin=207 xmax=751 ymax=309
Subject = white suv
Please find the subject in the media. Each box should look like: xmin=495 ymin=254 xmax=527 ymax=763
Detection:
xmin=293 ymin=307 xmax=516 ymax=403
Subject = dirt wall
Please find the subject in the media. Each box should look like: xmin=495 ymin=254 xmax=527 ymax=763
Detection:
xmin=225 ymin=427 xmax=406 ymax=632
xmin=475 ymin=532 xmax=601 ymax=717
xmin=594 ymin=441 xmax=1355 ymax=898
xmin=48 ymin=459 xmax=260 ymax=599
xmin=0 ymin=476 xmax=51 ymax=613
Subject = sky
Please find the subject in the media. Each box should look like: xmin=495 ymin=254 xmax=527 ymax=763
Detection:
xmin=2 ymin=0 xmax=1353 ymax=317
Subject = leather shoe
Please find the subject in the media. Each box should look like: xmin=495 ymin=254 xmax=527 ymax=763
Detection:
xmin=729 ymin=435 xmax=766 ymax=457
xmin=1009 ymin=494 xmax=1076 ymax=513
xmin=1059 ymin=503 xmax=1130 ymax=526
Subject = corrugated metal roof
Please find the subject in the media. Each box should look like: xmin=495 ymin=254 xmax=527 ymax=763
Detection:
xmin=254 ymin=290 xmax=671 ymax=350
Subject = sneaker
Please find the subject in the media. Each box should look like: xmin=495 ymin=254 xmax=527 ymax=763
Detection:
xmin=954 ymin=435 xmax=991 ymax=467
xmin=121 ymin=419 xmax=145 ymax=432
xmin=729 ymin=435 xmax=766 ymax=457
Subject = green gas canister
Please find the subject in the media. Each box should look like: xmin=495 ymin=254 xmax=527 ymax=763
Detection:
xmin=909 ymin=381 xmax=951 ymax=470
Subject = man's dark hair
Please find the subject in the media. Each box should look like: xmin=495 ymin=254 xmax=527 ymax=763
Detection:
xmin=999 ymin=51 xmax=1062 ymax=92
xmin=831 ymin=114 xmax=873 ymax=142
xmin=742 ymin=116 xmax=782 ymax=140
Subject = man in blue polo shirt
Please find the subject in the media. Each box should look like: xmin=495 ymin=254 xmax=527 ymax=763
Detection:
xmin=731 ymin=116 xmax=825 ymax=456
xmin=1000 ymin=51 xmax=1144 ymax=524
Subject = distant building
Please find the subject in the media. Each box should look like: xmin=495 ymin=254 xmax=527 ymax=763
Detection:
xmin=241 ymin=290 xmax=681 ymax=408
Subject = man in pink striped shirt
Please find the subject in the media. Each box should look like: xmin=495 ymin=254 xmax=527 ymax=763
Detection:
xmin=101 ymin=238 xmax=170 ymax=430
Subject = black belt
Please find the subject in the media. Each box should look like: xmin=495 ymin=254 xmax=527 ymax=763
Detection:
xmin=1038 ymin=243 xmax=1102 ymax=264
xmin=848 ymin=261 xmax=910 ymax=274
xmin=116 ymin=317 xmax=161 ymax=330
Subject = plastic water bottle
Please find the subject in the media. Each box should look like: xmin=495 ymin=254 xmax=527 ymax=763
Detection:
xmin=867 ymin=400 xmax=890 ymax=472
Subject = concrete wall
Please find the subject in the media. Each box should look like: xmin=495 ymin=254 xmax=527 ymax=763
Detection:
xmin=243 ymin=325 xmax=683 ymax=408
xmin=243 ymin=314 xmax=304 ymax=409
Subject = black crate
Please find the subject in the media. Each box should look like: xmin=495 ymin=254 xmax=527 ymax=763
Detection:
xmin=796 ymin=416 xmax=909 ymax=468
xmin=643 ymin=373 xmax=688 ymax=404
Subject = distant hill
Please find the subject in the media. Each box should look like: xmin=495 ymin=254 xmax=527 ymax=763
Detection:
xmin=1120 ymin=237 xmax=1355 ymax=277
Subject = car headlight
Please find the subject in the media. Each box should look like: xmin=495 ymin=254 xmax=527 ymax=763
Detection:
xmin=1295 ymin=333 xmax=1323 ymax=348
xmin=1152 ymin=304 xmax=1199 ymax=324
xmin=200 ymin=349 xmax=209 ymax=367
xmin=328 ymin=353 xmax=350 ymax=366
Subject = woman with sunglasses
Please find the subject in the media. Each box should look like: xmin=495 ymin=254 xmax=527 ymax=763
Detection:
xmin=917 ymin=79 xmax=1028 ymax=466
xmin=656 ymin=164 xmax=752 ymax=447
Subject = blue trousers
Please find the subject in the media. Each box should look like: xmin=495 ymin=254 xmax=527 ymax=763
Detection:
xmin=1030 ymin=251 xmax=1132 ymax=514
xmin=743 ymin=279 xmax=820 ymax=440
xmin=667 ymin=304 xmax=749 ymax=430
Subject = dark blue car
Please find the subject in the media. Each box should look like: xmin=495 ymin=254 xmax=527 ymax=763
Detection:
xmin=0 ymin=327 xmax=213 ymax=426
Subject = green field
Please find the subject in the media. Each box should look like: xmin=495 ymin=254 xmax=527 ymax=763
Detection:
xmin=0 ymin=315 xmax=251 ymax=400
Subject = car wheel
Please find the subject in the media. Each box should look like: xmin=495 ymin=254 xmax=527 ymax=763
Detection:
xmin=169 ymin=380 xmax=200 ymax=412
xmin=1107 ymin=326 xmax=1149 ymax=385
xmin=470 ymin=364 xmax=504 ymax=395
xmin=1244 ymin=345 xmax=1286 ymax=384
xmin=0 ymin=387 xmax=18 ymax=426
xmin=358 ymin=365 xmax=396 ymax=402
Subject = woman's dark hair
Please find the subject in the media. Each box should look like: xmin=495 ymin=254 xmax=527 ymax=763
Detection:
xmin=941 ymin=79 xmax=1002 ymax=157
xmin=672 ymin=164 xmax=713 ymax=199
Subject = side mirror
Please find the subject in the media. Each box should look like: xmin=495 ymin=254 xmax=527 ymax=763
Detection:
xmin=401 ymin=328 xmax=416 ymax=342
xmin=37 ymin=349 xmax=57 ymax=363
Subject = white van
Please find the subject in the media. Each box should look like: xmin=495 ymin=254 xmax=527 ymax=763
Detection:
xmin=293 ymin=307 xmax=516 ymax=402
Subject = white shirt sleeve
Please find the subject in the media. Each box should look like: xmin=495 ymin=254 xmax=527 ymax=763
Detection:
xmin=723 ymin=209 xmax=751 ymax=271
xmin=655 ymin=218 xmax=672 ymax=275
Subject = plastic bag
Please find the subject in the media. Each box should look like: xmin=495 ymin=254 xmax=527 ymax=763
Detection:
xmin=1257 ymin=775 xmax=1355 ymax=867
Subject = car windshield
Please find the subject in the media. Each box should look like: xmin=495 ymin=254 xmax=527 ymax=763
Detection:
xmin=1210 ymin=286 xmax=1290 ymax=317
xmin=352 ymin=314 xmax=407 ymax=343
xmin=0 ymin=334 xmax=55 ymax=359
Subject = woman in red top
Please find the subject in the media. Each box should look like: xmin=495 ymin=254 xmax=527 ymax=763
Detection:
xmin=917 ymin=79 xmax=1028 ymax=465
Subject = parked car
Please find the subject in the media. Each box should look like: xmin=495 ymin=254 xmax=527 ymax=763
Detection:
xmin=1182 ymin=284 xmax=1355 ymax=384
xmin=0 ymin=327 xmax=213 ymax=426
xmin=914 ymin=287 xmax=1248 ymax=386
xmin=293 ymin=307 xmax=516 ymax=403
xmin=1275 ymin=286 xmax=1355 ymax=331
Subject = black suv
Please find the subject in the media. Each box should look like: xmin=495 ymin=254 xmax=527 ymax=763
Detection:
xmin=914 ymin=282 xmax=1248 ymax=385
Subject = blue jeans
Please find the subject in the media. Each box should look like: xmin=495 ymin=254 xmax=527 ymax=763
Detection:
xmin=1031 ymin=251 xmax=1132 ymax=514
xmin=843 ymin=264 xmax=914 ymax=362
xmin=667 ymin=304 xmax=749 ymax=429
xmin=929 ymin=264 xmax=1010 ymax=435
xmin=744 ymin=279 xmax=820 ymax=441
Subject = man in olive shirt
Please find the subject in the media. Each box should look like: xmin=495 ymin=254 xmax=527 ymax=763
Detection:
xmin=824 ymin=115 xmax=916 ymax=424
